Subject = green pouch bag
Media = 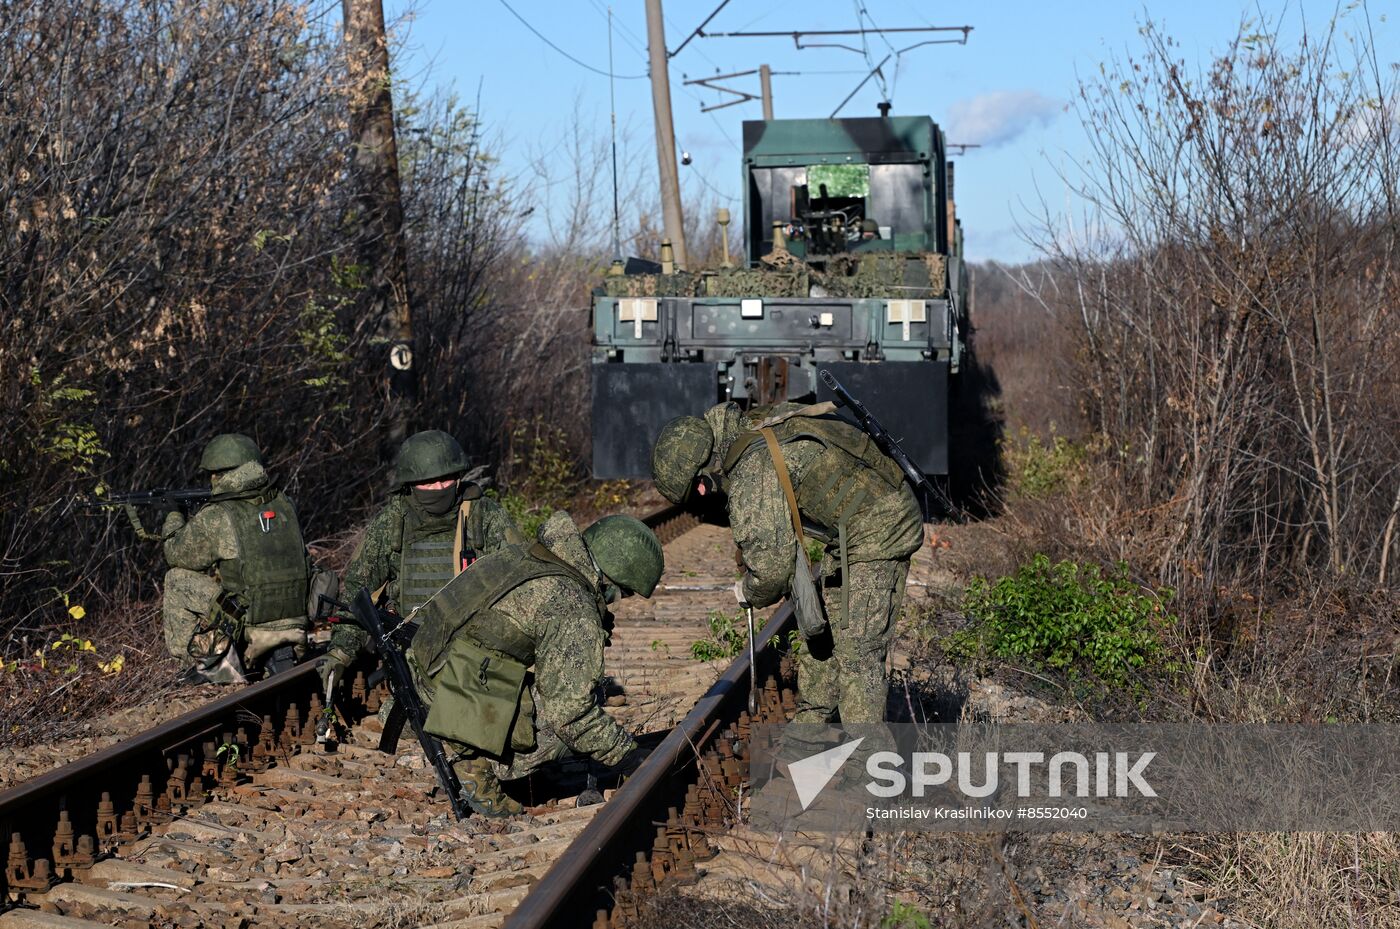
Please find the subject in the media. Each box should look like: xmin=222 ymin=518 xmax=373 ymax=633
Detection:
xmin=424 ymin=636 xmax=529 ymax=757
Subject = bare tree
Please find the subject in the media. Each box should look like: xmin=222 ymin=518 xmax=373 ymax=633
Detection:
xmin=1033 ymin=9 xmax=1400 ymax=595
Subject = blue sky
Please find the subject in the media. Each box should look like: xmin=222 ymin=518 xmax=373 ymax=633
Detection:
xmin=385 ymin=1 xmax=1398 ymax=263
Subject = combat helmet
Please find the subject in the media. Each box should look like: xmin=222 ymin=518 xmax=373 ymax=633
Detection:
xmin=393 ymin=430 xmax=469 ymax=485
xmin=650 ymin=417 xmax=713 ymax=504
xmin=199 ymin=434 xmax=262 ymax=472
xmin=582 ymin=515 xmax=664 ymax=598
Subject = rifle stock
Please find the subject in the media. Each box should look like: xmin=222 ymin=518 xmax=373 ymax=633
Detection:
xmin=346 ymin=589 xmax=468 ymax=820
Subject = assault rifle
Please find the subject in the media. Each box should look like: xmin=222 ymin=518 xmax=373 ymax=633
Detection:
xmin=818 ymin=368 xmax=954 ymax=517
xmin=338 ymin=589 xmax=468 ymax=820
xmin=86 ymin=487 xmax=212 ymax=514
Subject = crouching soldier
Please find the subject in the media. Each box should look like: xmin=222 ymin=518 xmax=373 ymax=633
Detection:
xmin=405 ymin=511 xmax=663 ymax=817
xmin=651 ymin=402 xmax=922 ymax=726
xmin=318 ymin=430 xmax=525 ymax=692
xmin=130 ymin=434 xmax=314 ymax=684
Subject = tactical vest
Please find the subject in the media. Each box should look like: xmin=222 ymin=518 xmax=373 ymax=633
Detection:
xmin=413 ymin=542 xmax=599 ymax=676
xmin=721 ymin=411 xmax=905 ymax=537
xmin=217 ymin=491 xmax=309 ymax=626
xmin=396 ymin=496 xmax=487 ymax=615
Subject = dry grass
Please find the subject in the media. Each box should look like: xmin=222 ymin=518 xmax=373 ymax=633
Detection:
xmin=0 ymin=596 xmax=185 ymax=752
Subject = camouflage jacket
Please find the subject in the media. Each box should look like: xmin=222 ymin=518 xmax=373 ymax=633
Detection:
xmin=330 ymin=491 xmax=524 ymax=655
xmin=162 ymin=461 xmax=291 ymax=573
xmin=468 ymin=511 xmax=633 ymax=766
xmin=704 ymin=403 xmax=923 ymax=608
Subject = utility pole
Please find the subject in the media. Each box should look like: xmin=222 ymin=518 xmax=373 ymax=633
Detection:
xmin=759 ymin=63 xmax=773 ymax=120
xmin=343 ymin=0 xmax=417 ymax=434
xmin=644 ymin=0 xmax=688 ymax=270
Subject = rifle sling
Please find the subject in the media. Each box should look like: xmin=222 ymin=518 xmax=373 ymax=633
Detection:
xmin=761 ymin=428 xmax=805 ymax=542
xmin=762 ymin=427 xmax=849 ymax=626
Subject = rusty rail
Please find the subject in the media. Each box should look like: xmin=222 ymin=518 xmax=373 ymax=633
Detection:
xmin=0 ymin=504 xmax=695 ymax=904
xmin=505 ymin=600 xmax=797 ymax=929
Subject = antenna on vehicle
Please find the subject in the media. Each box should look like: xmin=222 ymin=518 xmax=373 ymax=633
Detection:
xmin=607 ymin=6 xmax=624 ymax=271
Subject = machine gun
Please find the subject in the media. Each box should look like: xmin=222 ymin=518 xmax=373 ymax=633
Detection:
xmin=85 ymin=487 xmax=212 ymax=514
xmin=335 ymin=589 xmax=468 ymax=821
xmin=819 ymin=368 xmax=955 ymax=518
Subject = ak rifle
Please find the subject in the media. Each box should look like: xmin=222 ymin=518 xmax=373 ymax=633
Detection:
xmin=818 ymin=368 xmax=953 ymax=517
xmin=342 ymin=589 xmax=468 ymax=820
xmin=85 ymin=487 xmax=212 ymax=514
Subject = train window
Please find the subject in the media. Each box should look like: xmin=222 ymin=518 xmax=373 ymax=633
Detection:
xmin=868 ymin=163 xmax=927 ymax=243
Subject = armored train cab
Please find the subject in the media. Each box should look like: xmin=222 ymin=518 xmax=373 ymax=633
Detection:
xmin=591 ymin=114 xmax=969 ymax=480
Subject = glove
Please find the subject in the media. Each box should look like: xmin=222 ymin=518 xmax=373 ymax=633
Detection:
xmin=733 ymin=577 xmax=751 ymax=609
xmin=161 ymin=510 xmax=187 ymax=538
xmin=612 ymin=743 xmax=650 ymax=778
xmin=317 ymin=647 xmax=351 ymax=698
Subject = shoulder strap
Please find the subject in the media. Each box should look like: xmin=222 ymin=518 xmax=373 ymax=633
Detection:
xmin=452 ymin=498 xmax=474 ymax=575
xmin=761 ymin=427 xmax=804 ymax=541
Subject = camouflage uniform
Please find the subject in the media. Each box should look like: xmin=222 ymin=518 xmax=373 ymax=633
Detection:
xmin=328 ymin=491 xmax=525 ymax=659
xmin=705 ymin=402 xmax=922 ymax=724
xmin=416 ymin=512 xmax=636 ymax=781
xmin=159 ymin=460 xmax=311 ymax=677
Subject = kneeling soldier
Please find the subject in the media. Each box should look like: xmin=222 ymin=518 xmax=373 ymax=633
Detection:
xmin=319 ymin=429 xmax=525 ymax=692
xmin=407 ymin=511 xmax=663 ymax=817
xmin=131 ymin=434 xmax=313 ymax=684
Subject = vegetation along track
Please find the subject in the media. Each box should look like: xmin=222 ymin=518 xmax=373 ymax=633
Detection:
xmin=0 ymin=505 xmax=798 ymax=929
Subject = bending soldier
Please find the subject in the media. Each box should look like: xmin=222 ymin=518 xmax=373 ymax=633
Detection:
xmin=319 ymin=430 xmax=525 ymax=690
xmin=128 ymin=434 xmax=313 ymax=684
xmin=651 ymin=402 xmax=922 ymax=726
xmin=405 ymin=511 xmax=663 ymax=817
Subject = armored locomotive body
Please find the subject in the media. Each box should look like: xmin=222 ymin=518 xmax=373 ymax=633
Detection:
xmin=591 ymin=114 xmax=970 ymax=480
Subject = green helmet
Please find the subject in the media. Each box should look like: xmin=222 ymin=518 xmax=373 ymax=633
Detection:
xmin=583 ymin=515 xmax=664 ymax=598
xmin=650 ymin=417 xmax=713 ymax=504
xmin=393 ymin=430 xmax=469 ymax=485
xmin=199 ymin=434 xmax=262 ymax=472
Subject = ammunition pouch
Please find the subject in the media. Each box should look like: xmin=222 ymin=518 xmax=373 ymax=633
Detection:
xmin=424 ymin=636 xmax=534 ymax=758
xmin=188 ymin=591 xmax=245 ymax=665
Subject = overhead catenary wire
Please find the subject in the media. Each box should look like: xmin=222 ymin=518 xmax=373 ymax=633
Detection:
xmin=495 ymin=0 xmax=647 ymax=80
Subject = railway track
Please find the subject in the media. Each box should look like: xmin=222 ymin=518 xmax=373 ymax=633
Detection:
xmin=0 ymin=506 xmax=797 ymax=929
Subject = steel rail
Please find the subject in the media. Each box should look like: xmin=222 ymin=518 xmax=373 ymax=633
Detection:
xmin=0 ymin=660 xmax=324 ymax=897
xmin=0 ymin=503 xmax=691 ymax=894
xmin=505 ymin=598 xmax=797 ymax=929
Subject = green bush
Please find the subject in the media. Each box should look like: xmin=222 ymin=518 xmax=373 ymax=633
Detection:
xmin=690 ymin=609 xmax=748 ymax=662
xmin=947 ymin=554 xmax=1176 ymax=686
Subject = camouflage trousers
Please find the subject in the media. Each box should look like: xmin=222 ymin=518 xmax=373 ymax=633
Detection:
xmin=793 ymin=558 xmax=909 ymax=725
xmin=162 ymin=568 xmax=307 ymax=671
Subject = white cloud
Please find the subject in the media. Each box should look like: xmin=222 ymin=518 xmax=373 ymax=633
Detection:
xmin=944 ymin=90 xmax=1062 ymax=148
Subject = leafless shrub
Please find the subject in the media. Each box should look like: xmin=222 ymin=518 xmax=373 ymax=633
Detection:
xmin=0 ymin=1 xmax=510 ymax=652
xmin=1033 ymin=10 xmax=1400 ymax=603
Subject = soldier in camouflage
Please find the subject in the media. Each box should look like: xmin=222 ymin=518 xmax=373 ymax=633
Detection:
xmin=319 ymin=430 xmax=525 ymax=692
xmin=128 ymin=434 xmax=313 ymax=684
xmin=408 ymin=511 xmax=663 ymax=817
xmin=652 ymin=402 xmax=922 ymax=725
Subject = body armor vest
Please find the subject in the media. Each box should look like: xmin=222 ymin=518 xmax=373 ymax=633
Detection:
xmin=413 ymin=542 xmax=598 ymax=676
xmin=217 ymin=491 xmax=309 ymax=626
xmin=398 ymin=507 xmax=457 ymax=615
xmin=722 ymin=412 xmax=905 ymax=537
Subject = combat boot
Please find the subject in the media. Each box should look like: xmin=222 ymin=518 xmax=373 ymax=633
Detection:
xmin=455 ymin=757 xmax=523 ymax=818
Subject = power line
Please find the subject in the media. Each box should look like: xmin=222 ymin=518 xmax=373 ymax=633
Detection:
xmin=670 ymin=0 xmax=733 ymax=58
xmin=495 ymin=0 xmax=647 ymax=80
